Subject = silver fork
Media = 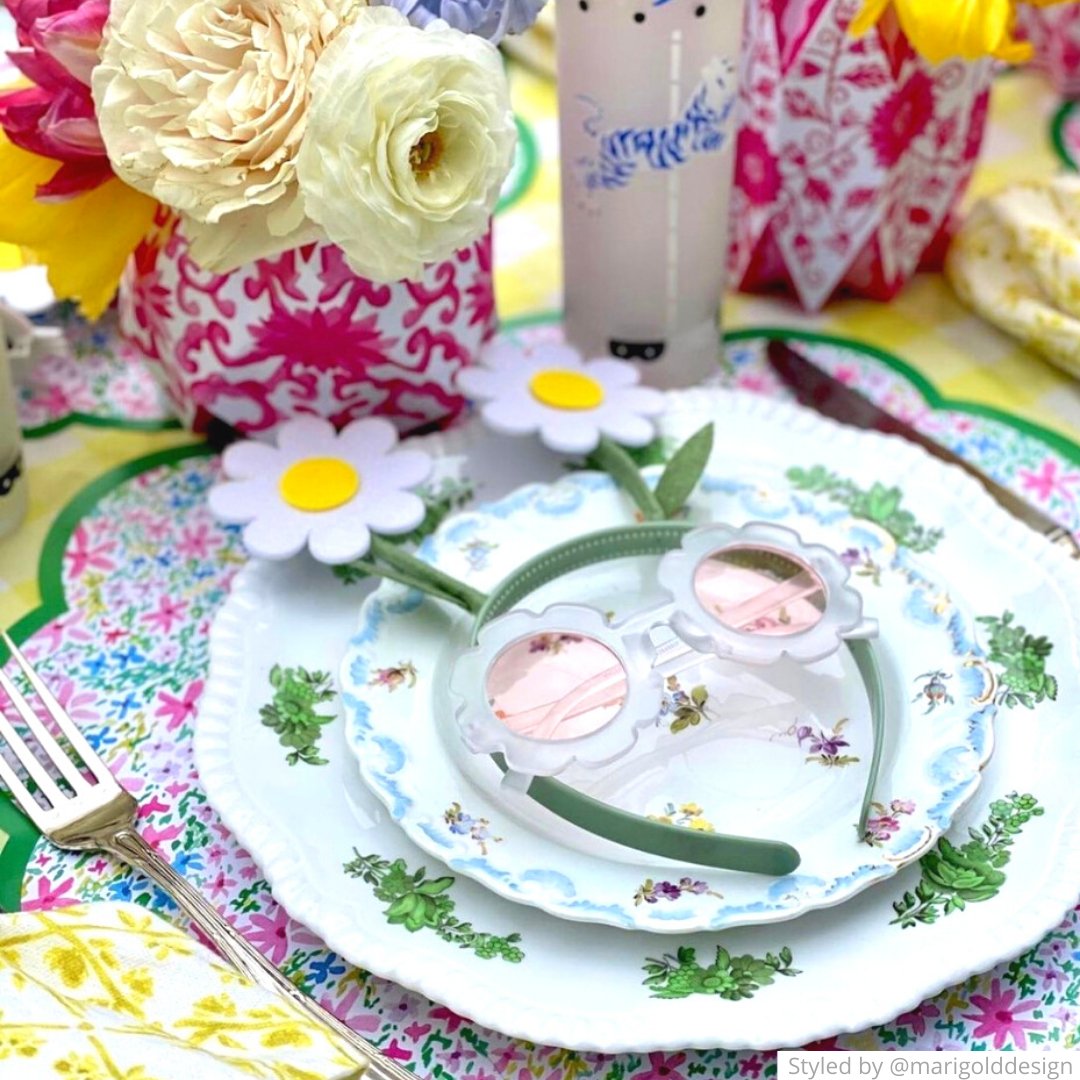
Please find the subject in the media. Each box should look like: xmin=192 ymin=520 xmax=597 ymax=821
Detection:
xmin=0 ymin=629 xmax=418 ymax=1080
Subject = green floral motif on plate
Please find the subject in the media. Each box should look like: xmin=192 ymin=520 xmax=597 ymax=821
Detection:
xmin=259 ymin=665 xmax=336 ymax=767
xmin=786 ymin=465 xmax=944 ymax=553
xmin=977 ymin=612 xmax=1059 ymax=710
xmin=891 ymin=793 xmax=1044 ymax=928
xmin=343 ymin=852 xmax=525 ymax=963
xmin=642 ymin=944 xmax=800 ymax=1000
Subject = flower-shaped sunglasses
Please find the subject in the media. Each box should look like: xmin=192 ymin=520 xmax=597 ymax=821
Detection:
xmin=449 ymin=521 xmax=884 ymax=876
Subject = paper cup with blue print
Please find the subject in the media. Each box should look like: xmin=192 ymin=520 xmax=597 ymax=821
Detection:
xmin=556 ymin=0 xmax=745 ymax=388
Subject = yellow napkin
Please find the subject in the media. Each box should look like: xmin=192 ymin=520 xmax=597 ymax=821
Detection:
xmin=0 ymin=903 xmax=367 ymax=1080
xmin=946 ymin=175 xmax=1080 ymax=380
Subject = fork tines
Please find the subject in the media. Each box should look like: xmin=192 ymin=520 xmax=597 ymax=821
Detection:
xmin=0 ymin=629 xmax=115 ymax=827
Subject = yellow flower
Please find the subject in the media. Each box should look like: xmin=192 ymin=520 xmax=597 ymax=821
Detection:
xmin=850 ymin=0 xmax=1072 ymax=65
xmin=0 ymin=133 xmax=157 ymax=319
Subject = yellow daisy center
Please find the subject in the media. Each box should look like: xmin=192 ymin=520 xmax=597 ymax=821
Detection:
xmin=528 ymin=369 xmax=605 ymax=411
xmin=279 ymin=457 xmax=360 ymax=512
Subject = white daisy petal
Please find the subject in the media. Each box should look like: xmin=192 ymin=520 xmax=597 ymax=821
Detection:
xmin=583 ymin=358 xmax=642 ymax=389
xmin=276 ymin=416 xmax=338 ymax=459
xmin=362 ymin=490 xmax=427 ymax=535
xmin=539 ymin=415 xmax=602 ymax=455
xmin=365 ymin=450 xmax=432 ymax=493
xmin=456 ymin=367 xmax=508 ymax=401
xmin=598 ymin=410 xmax=656 ymax=448
xmin=221 ymin=440 xmax=281 ymax=480
xmin=482 ymin=395 xmax=545 ymax=437
xmin=531 ymin=344 xmax=586 ymax=371
xmin=207 ymin=477 xmax=277 ymax=524
xmin=308 ymin=516 xmax=372 ymax=565
xmin=242 ymin=506 xmax=311 ymax=560
xmin=481 ymin=341 xmax=529 ymax=372
xmin=337 ymin=416 xmax=400 ymax=459
xmin=607 ymin=385 xmax=667 ymax=417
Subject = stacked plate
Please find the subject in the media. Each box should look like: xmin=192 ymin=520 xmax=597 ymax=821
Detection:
xmin=196 ymin=387 xmax=1080 ymax=1052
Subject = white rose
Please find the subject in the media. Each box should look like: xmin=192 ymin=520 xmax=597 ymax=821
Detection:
xmin=295 ymin=7 xmax=516 ymax=283
xmin=92 ymin=0 xmax=365 ymax=271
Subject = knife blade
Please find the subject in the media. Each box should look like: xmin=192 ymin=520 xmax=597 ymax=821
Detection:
xmin=765 ymin=339 xmax=1080 ymax=560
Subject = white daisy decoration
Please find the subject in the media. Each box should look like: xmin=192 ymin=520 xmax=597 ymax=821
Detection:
xmin=208 ymin=416 xmax=432 ymax=565
xmin=456 ymin=342 xmax=665 ymax=454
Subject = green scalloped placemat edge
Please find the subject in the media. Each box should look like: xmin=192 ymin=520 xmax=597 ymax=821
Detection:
xmin=497 ymin=114 xmax=541 ymax=216
xmin=1052 ymin=100 xmax=1078 ymax=173
xmin=0 ymin=440 xmax=211 ymax=906
xmin=22 ymin=413 xmax=183 ymax=441
xmin=501 ymin=312 xmax=1080 ymax=468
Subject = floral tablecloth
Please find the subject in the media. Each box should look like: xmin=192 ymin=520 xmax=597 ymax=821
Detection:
xmin=3 ymin=51 xmax=1080 ymax=1074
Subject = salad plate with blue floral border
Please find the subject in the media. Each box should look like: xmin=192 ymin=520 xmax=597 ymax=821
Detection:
xmin=339 ymin=426 xmax=996 ymax=933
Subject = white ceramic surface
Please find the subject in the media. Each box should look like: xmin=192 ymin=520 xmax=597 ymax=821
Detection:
xmin=196 ymin=388 xmax=1080 ymax=1053
xmin=340 ymin=468 xmax=995 ymax=933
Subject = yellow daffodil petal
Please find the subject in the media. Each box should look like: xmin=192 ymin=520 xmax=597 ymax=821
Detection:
xmin=849 ymin=0 xmax=892 ymax=38
xmin=850 ymin=0 xmax=1040 ymax=64
xmin=0 ymin=243 xmax=23 ymax=271
xmin=0 ymin=134 xmax=157 ymax=319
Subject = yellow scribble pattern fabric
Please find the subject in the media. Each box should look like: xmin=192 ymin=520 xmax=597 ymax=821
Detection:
xmin=947 ymin=176 xmax=1080 ymax=381
xmin=0 ymin=903 xmax=366 ymax=1080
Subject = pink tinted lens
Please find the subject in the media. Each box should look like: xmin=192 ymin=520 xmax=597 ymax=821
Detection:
xmin=485 ymin=632 xmax=629 ymax=742
xmin=692 ymin=545 xmax=826 ymax=636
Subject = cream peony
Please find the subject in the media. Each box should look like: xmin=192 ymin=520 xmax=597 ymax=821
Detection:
xmin=92 ymin=0 xmax=365 ymax=271
xmin=295 ymin=7 xmax=516 ymax=283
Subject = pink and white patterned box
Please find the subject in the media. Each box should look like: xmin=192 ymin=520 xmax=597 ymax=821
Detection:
xmin=118 ymin=214 xmax=496 ymax=436
xmin=730 ymin=0 xmax=993 ymax=310
xmin=1018 ymin=5 xmax=1080 ymax=98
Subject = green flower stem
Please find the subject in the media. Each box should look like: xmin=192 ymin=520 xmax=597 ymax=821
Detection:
xmin=369 ymin=535 xmax=487 ymax=614
xmin=591 ymin=436 xmax=665 ymax=521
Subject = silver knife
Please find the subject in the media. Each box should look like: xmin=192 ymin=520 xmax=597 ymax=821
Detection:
xmin=765 ymin=339 xmax=1080 ymax=560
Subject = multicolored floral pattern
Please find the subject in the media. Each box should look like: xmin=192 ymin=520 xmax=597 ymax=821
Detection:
xmin=719 ymin=334 xmax=1080 ymax=538
xmin=7 ymin=318 xmax=1080 ymax=1069
xmin=444 ymin=803 xmax=502 ymax=856
xmin=633 ymin=877 xmax=722 ymax=908
xmin=15 ymin=310 xmax=171 ymax=434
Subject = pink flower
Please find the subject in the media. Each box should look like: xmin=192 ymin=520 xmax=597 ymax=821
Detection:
xmin=154 ymin=680 xmax=204 ymax=732
xmin=64 ymin=523 xmax=116 ymax=579
xmin=176 ymin=522 xmax=220 ymax=561
xmin=735 ymin=127 xmax=782 ymax=208
xmin=868 ymin=71 xmax=935 ymax=168
xmin=0 ymin=0 xmax=112 ymax=197
xmin=1019 ymin=459 xmax=1078 ymax=506
xmin=635 ymin=1052 xmax=688 ymax=1080
xmin=23 ymin=874 xmax=78 ymax=911
xmin=142 ymin=595 xmax=189 ymax=635
xmin=895 ymin=1001 xmax=941 ymax=1037
xmin=962 ymin=978 xmax=1047 ymax=1049
xmin=244 ymin=906 xmax=293 ymax=966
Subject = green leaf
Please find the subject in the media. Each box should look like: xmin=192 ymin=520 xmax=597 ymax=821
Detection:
xmin=417 ymin=876 xmax=455 ymax=896
xmin=654 ymin=424 xmax=714 ymax=518
xmin=690 ymin=685 xmax=708 ymax=707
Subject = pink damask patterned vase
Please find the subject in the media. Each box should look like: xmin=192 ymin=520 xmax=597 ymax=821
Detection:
xmin=118 ymin=215 xmax=496 ymax=435
xmin=729 ymin=0 xmax=993 ymax=310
